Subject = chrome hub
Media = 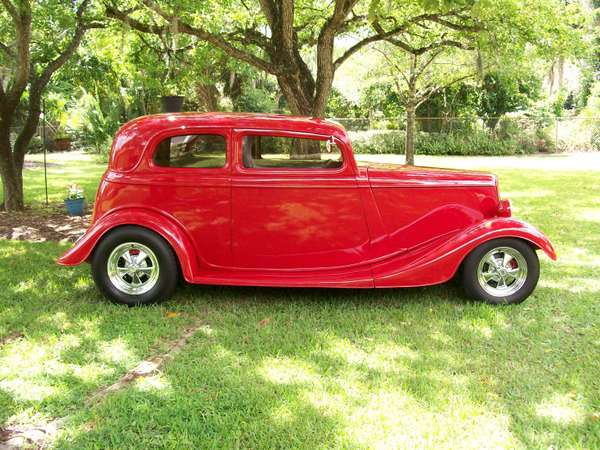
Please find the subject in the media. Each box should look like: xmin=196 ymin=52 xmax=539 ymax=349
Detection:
xmin=477 ymin=246 xmax=528 ymax=297
xmin=107 ymin=242 xmax=160 ymax=295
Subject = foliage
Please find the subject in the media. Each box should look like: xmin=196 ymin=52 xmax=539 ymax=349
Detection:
xmin=358 ymin=83 xmax=403 ymax=118
xmin=349 ymin=118 xmax=553 ymax=156
xmin=478 ymin=71 xmax=542 ymax=127
xmin=325 ymin=88 xmax=363 ymax=118
xmin=582 ymin=81 xmax=600 ymax=150
xmin=65 ymin=183 xmax=84 ymax=200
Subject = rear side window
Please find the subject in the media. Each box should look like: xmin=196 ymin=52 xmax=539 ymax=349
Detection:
xmin=153 ymin=134 xmax=226 ymax=168
xmin=242 ymin=135 xmax=343 ymax=169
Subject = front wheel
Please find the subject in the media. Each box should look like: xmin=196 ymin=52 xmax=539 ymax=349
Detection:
xmin=91 ymin=226 xmax=179 ymax=306
xmin=461 ymin=238 xmax=540 ymax=305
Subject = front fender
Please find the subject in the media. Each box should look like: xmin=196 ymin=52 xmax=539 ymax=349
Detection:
xmin=57 ymin=208 xmax=198 ymax=282
xmin=453 ymin=217 xmax=556 ymax=261
xmin=373 ymin=217 xmax=556 ymax=287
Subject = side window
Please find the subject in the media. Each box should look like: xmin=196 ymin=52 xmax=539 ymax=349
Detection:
xmin=153 ymin=134 xmax=226 ymax=168
xmin=242 ymin=135 xmax=343 ymax=169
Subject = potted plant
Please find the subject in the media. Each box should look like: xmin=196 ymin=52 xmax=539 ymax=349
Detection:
xmin=54 ymin=127 xmax=71 ymax=151
xmin=160 ymin=82 xmax=185 ymax=112
xmin=64 ymin=184 xmax=85 ymax=216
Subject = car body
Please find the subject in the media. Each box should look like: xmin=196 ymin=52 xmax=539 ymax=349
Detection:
xmin=58 ymin=113 xmax=556 ymax=305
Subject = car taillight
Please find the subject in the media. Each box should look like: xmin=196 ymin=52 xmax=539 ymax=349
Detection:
xmin=498 ymin=199 xmax=511 ymax=217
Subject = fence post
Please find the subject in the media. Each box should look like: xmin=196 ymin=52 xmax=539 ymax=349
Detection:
xmin=42 ymin=99 xmax=49 ymax=206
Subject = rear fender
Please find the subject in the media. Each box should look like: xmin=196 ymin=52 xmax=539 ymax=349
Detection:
xmin=373 ymin=217 xmax=556 ymax=287
xmin=57 ymin=208 xmax=198 ymax=281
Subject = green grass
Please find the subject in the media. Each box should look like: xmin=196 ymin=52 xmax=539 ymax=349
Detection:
xmin=1 ymin=152 xmax=599 ymax=449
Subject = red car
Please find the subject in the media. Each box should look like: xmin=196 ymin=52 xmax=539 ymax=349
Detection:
xmin=58 ymin=113 xmax=556 ymax=306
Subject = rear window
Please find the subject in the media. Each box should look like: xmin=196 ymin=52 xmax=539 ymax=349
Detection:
xmin=153 ymin=134 xmax=226 ymax=168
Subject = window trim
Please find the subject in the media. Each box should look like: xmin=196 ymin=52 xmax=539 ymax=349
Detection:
xmin=146 ymin=127 xmax=231 ymax=173
xmin=234 ymin=129 xmax=348 ymax=176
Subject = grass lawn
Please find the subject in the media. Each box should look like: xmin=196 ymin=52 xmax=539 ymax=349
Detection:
xmin=1 ymin=151 xmax=599 ymax=449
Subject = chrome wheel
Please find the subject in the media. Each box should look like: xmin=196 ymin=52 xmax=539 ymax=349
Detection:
xmin=107 ymin=242 xmax=160 ymax=295
xmin=477 ymin=246 xmax=528 ymax=297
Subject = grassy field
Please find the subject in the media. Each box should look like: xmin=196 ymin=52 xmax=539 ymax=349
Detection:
xmin=1 ymin=151 xmax=599 ymax=449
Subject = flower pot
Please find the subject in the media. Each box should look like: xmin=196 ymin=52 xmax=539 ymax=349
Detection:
xmin=160 ymin=95 xmax=185 ymax=113
xmin=54 ymin=137 xmax=71 ymax=151
xmin=64 ymin=198 xmax=85 ymax=216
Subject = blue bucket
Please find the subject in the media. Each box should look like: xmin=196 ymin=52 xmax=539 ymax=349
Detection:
xmin=64 ymin=198 xmax=85 ymax=216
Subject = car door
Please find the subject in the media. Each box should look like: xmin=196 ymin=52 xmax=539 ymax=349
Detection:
xmin=145 ymin=127 xmax=232 ymax=269
xmin=230 ymin=129 xmax=371 ymax=270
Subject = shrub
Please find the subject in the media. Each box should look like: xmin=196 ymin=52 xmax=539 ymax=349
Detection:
xmin=348 ymin=128 xmax=541 ymax=156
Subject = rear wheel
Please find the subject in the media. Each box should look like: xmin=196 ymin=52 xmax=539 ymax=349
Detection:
xmin=461 ymin=238 xmax=539 ymax=305
xmin=91 ymin=226 xmax=179 ymax=306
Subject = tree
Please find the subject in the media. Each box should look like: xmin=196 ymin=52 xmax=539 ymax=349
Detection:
xmin=0 ymin=0 xmax=102 ymax=211
xmin=104 ymin=0 xmax=487 ymax=157
xmin=376 ymin=44 xmax=476 ymax=164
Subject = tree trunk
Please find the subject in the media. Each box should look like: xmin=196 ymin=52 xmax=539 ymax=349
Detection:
xmin=405 ymin=101 xmax=416 ymax=166
xmin=0 ymin=136 xmax=24 ymax=211
xmin=196 ymin=83 xmax=220 ymax=111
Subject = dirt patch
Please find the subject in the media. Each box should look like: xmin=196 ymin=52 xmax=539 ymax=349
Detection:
xmin=0 ymin=332 xmax=24 ymax=347
xmin=0 ymin=205 xmax=91 ymax=243
xmin=0 ymin=420 xmax=62 ymax=450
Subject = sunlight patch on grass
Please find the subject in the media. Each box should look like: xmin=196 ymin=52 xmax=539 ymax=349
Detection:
xmin=541 ymin=277 xmax=600 ymax=294
xmin=259 ymin=357 xmax=320 ymax=385
xmin=346 ymin=389 xmax=518 ymax=449
xmin=502 ymin=189 xmax=554 ymax=199
xmin=580 ymin=209 xmax=600 ymax=223
xmin=99 ymin=339 xmax=136 ymax=366
xmin=536 ymin=392 xmax=586 ymax=425
xmin=134 ymin=374 xmax=172 ymax=395
xmin=0 ymin=378 xmax=60 ymax=403
xmin=325 ymin=338 xmax=418 ymax=373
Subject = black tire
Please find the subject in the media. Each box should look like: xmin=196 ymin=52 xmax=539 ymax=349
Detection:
xmin=461 ymin=238 xmax=540 ymax=305
xmin=91 ymin=226 xmax=179 ymax=306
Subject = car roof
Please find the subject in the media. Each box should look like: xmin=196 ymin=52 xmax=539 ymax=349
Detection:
xmin=110 ymin=113 xmax=348 ymax=172
xmin=123 ymin=112 xmax=346 ymax=134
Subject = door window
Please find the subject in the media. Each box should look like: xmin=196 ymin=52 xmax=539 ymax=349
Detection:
xmin=242 ymin=135 xmax=342 ymax=169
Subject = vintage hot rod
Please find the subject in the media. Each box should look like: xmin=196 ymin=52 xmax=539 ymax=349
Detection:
xmin=58 ymin=113 xmax=556 ymax=305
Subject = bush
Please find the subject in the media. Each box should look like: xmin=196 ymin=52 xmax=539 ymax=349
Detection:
xmin=592 ymin=126 xmax=600 ymax=151
xmin=348 ymin=128 xmax=542 ymax=156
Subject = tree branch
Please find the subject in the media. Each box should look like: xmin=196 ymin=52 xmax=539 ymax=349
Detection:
xmin=3 ymin=1 xmax=32 ymax=116
xmin=0 ymin=41 xmax=14 ymax=60
xmin=0 ymin=0 xmax=17 ymax=20
xmin=105 ymin=1 xmax=279 ymax=75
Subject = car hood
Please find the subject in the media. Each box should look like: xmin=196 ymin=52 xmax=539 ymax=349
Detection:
xmin=360 ymin=161 xmax=497 ymax=188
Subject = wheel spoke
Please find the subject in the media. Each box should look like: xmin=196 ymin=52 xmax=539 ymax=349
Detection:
xmin=137 ymin=266 xmax=153 ymax=273
xmin=497 ymin=276 xmax=507 ymax=289
xmin=135 ymin=250 xmax=148 ymax=264
xmin=131 ymin=272 xmax=142 ymax=285
xmin=503 ymin=252 xmax=514 ymax=267
xmin=122 ymin=251 xmax=133 ymax=265
xmin=482 ymin=271 xmax=498 ymax=282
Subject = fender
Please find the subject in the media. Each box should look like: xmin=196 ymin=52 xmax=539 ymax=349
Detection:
xmin=57 ymin=208 xmax=198 ymax=282
xmin=373 ymin=217 xmax=556 ymax=288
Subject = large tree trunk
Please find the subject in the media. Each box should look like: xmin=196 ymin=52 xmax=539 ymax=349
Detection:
xmin=405 ymin=100 xmax=416 ymax=166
